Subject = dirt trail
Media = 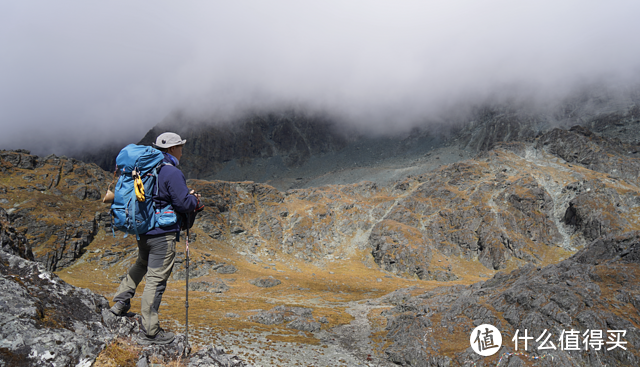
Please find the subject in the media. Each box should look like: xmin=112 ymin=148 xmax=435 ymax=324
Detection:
xmin=185 ymin=298 xmax=394 ymax=367
xmin=327 ymin=300 xmax=395 ymax=367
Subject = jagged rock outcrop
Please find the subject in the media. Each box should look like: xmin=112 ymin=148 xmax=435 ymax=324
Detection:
xmin=536 ymin=125 xmax=640 ymax=185
xmin=0 ymin=207 xmax=33 ymax=260
xmin=576 ymin=105 xmax=640 ymax=145
xmin=0 ymin=150 xmax=107 ymax=195
xmin=370 ymin=219 xmax=432 ymax=279
xmin=0 ymin=247 xmax=252 ymax=366
xmin=453 ymin=89 xmax=640 ymax=154
xmin=561 ymin=179 xmax=636 ymax=242
xmin=370 ymin=162 xmax=565 ymax=275
xmin=0 ymin=250 xmax=111 ymax=366
xmin=0 ymin=150 xmax=108 ymax=271
xmin=381 ymin=232 xmax=640 ymax=366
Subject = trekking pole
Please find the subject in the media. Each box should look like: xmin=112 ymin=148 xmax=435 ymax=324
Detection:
xmin=185 ymin=215 xmax=190 ymax=352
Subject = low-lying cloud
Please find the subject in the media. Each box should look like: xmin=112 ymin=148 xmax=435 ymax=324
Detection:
xmin=2 ymin=1 xmax=640 ymax=155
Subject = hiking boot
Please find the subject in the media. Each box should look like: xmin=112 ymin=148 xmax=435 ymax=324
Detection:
xmin=109 ymin=301 xmax=131 ymax=316
xmin=137 ymin=328 xmax=175 ymax=346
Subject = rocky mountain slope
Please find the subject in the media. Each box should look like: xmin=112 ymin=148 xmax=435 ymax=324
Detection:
xmin=0 ymin=150 xmax=109 ymax=271
xmin=75 ymin=87 xmax=640 ymax=192
xmin=380 ymin=232 xmax=640 ymax=366
xmin=76 ymin=109 xmax=456 ymax=191
xmin=0 ymin=247 xmax=112 ymax=366
xmin=134 ymin=109 xmax=452 ymax=191
xmin=0 ymin=213 xmax=253 ymax=366
xmin=2 ymin=105 xmax=640 ymax=365
xmin=177 ymin=125 xmax=640 ymax=277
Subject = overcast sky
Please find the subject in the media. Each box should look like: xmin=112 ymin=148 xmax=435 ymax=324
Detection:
xmin=2 ymin=1 xmax=640 ymax=155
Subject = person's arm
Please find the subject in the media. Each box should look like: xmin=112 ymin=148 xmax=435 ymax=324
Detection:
xmin=165 ymin=167 xmax=198 ymax=213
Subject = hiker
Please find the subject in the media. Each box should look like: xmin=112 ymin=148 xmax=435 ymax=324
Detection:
xmin=110 ymin=132 xmax=200 ymax=345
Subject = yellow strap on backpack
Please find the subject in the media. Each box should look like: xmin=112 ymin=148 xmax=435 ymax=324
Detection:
xmin=132 ymin=169 xmax=145 ymax=202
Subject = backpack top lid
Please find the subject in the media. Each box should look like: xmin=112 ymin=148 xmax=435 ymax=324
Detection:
xmin=115 ymin=144 xmax=164 ymax=175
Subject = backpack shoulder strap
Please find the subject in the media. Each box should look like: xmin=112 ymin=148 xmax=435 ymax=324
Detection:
xmin=154 ymin=161 xmax=174 ymax=196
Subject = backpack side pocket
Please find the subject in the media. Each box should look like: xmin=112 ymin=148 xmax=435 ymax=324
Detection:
xmin=155 ymin=205 xmax=178 ymax=227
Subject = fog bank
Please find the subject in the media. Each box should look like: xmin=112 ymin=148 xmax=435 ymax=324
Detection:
xmin=2 ymin=1 xmax=640 ymax=155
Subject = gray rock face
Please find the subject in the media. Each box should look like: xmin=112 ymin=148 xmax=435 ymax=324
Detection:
xmin=101 ymin=309 xmax=140 ymax=337
xmin=0 ymin=208 xmax=33 ymax=261
xmin=572 ymin=232 xmax=640 ymax=265
xmin=135 ymin=334 xmax=191 ymax=366
xmin=249 ymin=276 xmax=281 ymax=288
xmin=370 ymin=220 xmax=431 ymax=279
xmin=0 ymin=249 xmax=253 ymax=366
xmin=536 ymin=125 xmax=640 ymax=185
xmin=367 ymin=161 xmax=564 ymax=276
xmin=0 ymin=150 xmax=108 ymax=272
xmin=40 ymin=220 xmax=99 ymax=271
xmin=566 ymin=183 xmax=633 ymax=242
xmin=0 ymin=250 xmax=111 ymax=366
xmin=0 ymin=150 xmax=36 ymax=170
xmin=381 ymin=232 xmax=640 ymax=367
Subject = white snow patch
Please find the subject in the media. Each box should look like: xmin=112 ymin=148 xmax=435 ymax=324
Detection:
xmin=38 ymin=271 xmax=57 ymax=284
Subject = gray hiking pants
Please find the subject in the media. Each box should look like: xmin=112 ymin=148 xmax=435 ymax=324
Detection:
xmin=112 ymin=233 xmax=176 ymax=336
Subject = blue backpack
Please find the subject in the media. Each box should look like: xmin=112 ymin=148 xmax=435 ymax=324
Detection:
xmin=110 ymin=144 xmax=165 ymax=239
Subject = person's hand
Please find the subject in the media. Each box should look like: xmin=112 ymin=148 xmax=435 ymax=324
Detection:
xmin=189 ymin=190 xmax=201 ymax=199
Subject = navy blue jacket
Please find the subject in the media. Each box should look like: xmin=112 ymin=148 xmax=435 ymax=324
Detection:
xmin=146 ymin=153 xmax=198 ymax=236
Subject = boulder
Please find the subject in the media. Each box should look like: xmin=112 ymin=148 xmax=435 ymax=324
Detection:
xmin=0 ymin=250 xmax=111 ymax=366
xmin=188 ymin=280 xmax=229 ymax=293
xmin=249 ymin=276 xmax=281 ymax=288
xmin=250 ymin=306 xmax=320 ymax=332
xmin=216 ymin=264 xmax=238 ymax=274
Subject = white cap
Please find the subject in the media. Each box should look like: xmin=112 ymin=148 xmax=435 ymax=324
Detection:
xmin=153 ymin=132 xmax=186 ymax=148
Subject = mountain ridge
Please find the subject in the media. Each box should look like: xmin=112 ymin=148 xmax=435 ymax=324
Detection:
xmin=74 ymin=91 xmax=640 ymax=192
